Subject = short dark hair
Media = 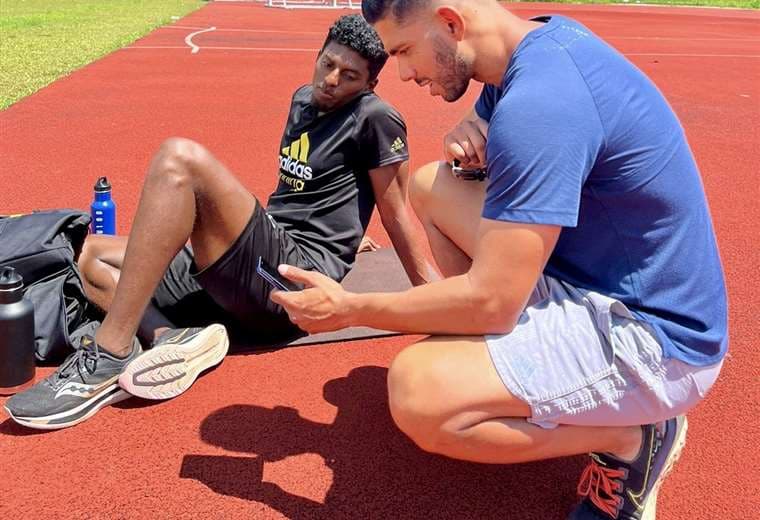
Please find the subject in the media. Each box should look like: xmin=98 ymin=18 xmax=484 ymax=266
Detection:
xmin=321 ymin=14 xmax=388 ymax=81
xmin=362 ymin=0 xmax=429 ymax=25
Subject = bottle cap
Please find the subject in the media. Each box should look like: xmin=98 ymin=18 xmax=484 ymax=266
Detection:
xmin=0 ymin=266 xmax=23 ymax=292
xmin=94 ymin=176 xmax=112 ymax=193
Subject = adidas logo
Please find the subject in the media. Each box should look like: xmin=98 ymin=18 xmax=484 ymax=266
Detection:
xmin=390 ymin=136 xmax=405 ymax=153
xmin=279 ymin=132 xmax=313 ymax=180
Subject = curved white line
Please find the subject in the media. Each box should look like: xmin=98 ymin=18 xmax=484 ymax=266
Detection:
xmin=185 ymin=26 xmax=216 ymax=54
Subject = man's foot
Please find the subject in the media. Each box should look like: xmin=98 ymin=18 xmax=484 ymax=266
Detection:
xmin=568 ymin=416 xmax=688 ymax=520
xmin=118 ymin=324 xmax=229 ymax=400
xmin=3 ymin=335 xmax=142 ymax=430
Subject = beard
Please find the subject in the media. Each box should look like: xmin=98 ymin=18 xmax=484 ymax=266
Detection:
xmin=433 ymin=35 xmax=472 ymax=102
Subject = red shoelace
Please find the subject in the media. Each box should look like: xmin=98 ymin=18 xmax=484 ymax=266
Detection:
xmin=577 ymin=458 xmax=627 ymax=518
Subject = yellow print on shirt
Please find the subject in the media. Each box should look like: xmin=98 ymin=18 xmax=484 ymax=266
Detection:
xmin=279 ymin=172 xmax=305 ymax=192
xmin=279 ymin=132 xmax=312 ymax=186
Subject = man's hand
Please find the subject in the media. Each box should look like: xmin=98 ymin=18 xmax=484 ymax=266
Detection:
xmin=443 ymin=116 xmax=489 ymax=169
xmin=269 ymin=265 xmax=354 ymax=334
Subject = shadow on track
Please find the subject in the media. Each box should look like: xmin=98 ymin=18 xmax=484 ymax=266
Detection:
xmin=180 ymin=365 xmax=586 ymax=519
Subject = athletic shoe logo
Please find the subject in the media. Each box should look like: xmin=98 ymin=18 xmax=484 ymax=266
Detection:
xmin=390 ymin=136 xmax=405 ymax=153
xmin=55 ymin=376 xmax=118 ymax=400
xmin=162 ymin=329 xmax=190 ymax=345
xmin=626 ymin=427 xmax=657 ymax=510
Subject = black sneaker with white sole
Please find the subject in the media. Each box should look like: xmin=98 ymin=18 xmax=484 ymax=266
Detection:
xmin=568 ymin=415 xmax=688 ymax=520
xmin=118 ymin=323 xmax=229 ymax=400
xmin=4 ymin=335 xmax=141 ymax=430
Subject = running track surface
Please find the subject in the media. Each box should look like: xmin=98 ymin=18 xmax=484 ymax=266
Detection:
xmin=1 ymin=2 xmax=758 ymax=519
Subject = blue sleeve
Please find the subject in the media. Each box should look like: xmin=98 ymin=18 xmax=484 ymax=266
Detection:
xmin=475 ymin=84 xmax=501 ymax=122
xmin=483 ymin=68 xmax=605 ymax=227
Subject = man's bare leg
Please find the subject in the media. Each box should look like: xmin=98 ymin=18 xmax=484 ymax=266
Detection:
xmin=78 ymin=235 xmax=128 ymax=312
xmin=78 ymin=235 xmax=175 ymax=344
xmin=409 ymin=161 xmax=485 ymax=277
xmin=93 ymin=137 xmax=256 ymax=356
xmin=388 ymin=336 xmax=642 ymax=464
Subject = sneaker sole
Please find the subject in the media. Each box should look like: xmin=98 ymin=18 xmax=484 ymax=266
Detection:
xmin=3 ymin=385 xmax=131 ymax=430
xmin=641 ymin=415 xmax=688 ymax=520
xmin=118 ymin=323 xmax=229 ymax=400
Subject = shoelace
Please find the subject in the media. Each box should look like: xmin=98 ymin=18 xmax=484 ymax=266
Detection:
xmin=577 ymin=458 xmax=627 ymax=518
xmin=53 ymin=336 xmax=101 ymax=384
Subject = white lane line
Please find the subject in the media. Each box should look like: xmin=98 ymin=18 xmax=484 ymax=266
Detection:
xmin=165 ymin=25 xmax=759 ymax=41
xmin=127 ymin=46 xmax=760 ymax=58
xmin=166 ymin=25 xmax=206 ymax=30
xmin=607 ymin=36 xmax=760 ymax=41
xmin=164 ymin=25 xmax=760 ymax=42
xmin=128 ymin=45 xmax=319 ymax=52
xmin=166 ymin=25 xmax=323 ymax=35
xmin=185 ymin=26 xmax=216 ymax=54
xmin=627 ymin=53 xmax=760 ymax=57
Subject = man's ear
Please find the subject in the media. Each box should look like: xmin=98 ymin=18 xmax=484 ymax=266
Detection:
xmin=366 ymin=78 xmax=379 ymax=91
xmin=436 ymin=6 xmax=465 ymax=41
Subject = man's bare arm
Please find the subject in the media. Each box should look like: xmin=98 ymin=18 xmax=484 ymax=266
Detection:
xmin=369 ymin=160 xmax=437 ymax=286
xmin=272 ymin=218 xmax=560 ymax=335
xmin=346 ymin=219 xmax=559 ymax=334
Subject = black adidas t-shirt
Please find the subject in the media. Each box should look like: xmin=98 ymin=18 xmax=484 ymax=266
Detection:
xmin=266 ymin=85 xmax=409 ymax=281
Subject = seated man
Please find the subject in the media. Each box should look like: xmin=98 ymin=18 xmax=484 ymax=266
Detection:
xmin=5 ymin=14 xmax=431 ymax=429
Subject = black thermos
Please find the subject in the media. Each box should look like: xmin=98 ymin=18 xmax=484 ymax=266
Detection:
xmin=0 ymin=266 xmax=36 ymax=395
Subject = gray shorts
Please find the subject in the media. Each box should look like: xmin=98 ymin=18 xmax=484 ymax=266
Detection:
xmin=486 ymin=275 xmax=723 ymax=429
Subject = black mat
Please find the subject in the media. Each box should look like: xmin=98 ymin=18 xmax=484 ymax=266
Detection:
xmin=259 ymin=248 xmax=412 ymax=349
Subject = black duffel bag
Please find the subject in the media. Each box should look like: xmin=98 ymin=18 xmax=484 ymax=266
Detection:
xmin=0 ymin=209 xmax=92 ymax=361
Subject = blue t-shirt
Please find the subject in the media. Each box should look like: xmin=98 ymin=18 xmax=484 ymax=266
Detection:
xmin=475 ymin=15 xmax=727 ymax=366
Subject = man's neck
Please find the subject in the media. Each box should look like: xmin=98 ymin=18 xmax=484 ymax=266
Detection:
xmin=310 ymin=89 xmax=370 ymax=116
xmin=472 ymin=10 xmax=545 ymax=86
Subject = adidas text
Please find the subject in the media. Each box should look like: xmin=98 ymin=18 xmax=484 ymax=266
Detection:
xmin=279 ymin=156 xmax=313 ymax=180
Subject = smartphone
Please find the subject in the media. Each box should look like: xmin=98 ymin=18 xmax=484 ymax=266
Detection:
xmin=451 ymin=160 xmax=487 ymax=181
xmin=256 ymin=256 xmax=298 ymax=292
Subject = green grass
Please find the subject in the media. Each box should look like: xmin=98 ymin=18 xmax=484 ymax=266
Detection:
xmin=516 ymin=0 xmax=759 ymax=8
xmin=0 ymin=0 xmax=204 ymax=110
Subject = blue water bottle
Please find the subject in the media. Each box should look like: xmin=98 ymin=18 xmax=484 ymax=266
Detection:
xmin=91 ymin=176 xmax=116 ymax=235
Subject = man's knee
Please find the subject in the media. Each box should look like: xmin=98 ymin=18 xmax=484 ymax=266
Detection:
xmin=409 ymin=161 xmax=447 ymax=220
xmin=153 ymin=137 xmax=212 ymax=187
xmin=77 ymin=235 xmax=107 ymax=282
xmin=387 ymin=339 xmax=459 ymax=453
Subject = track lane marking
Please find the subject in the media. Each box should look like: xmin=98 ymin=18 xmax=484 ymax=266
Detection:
xmin=168 ymin=25 xmax=323 ymax=35
xmin=162 ymin=25 xmax=760 ymax=42
xmin=126 ymin=46 xmax=760 ymax=58
xmin=185 ymin=26 xmax=216 ymax=54
xmin=627 ymin=53 xmax=760 ymax=57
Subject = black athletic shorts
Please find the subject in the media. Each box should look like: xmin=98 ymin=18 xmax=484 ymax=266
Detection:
xmin=151 ymin=201 xmax=311 ymax=345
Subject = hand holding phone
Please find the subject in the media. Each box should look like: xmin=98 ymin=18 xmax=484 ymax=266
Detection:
xmin=267 ymin=262 xmax=350 ymax=334
xmin=256 ymin=256 xmax=299 ymax=292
